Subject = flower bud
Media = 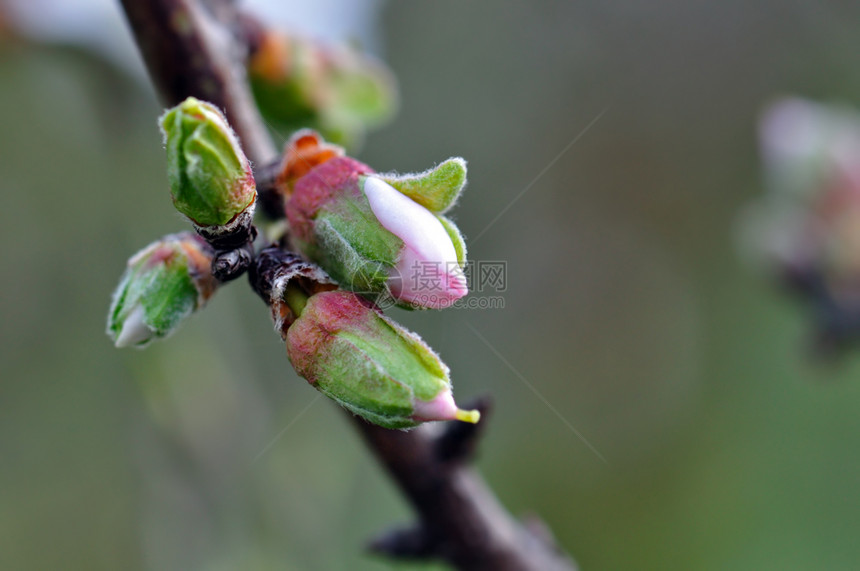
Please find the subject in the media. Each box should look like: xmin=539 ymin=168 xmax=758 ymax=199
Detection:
xmin=747 ymin=98 xmax=860 ymax=278
xmin=160 ymin=97 xmax=257 ymax=231
xmin=362 ymin=176 xmax=468 ymax=309
xmin=248 ymin=28 xmax=397 ymax=148
xmin=107 ymin=233 xmax=217 ymax=348
xmin=284 ymin=136 xmax=469 ymax=309
xmin=741 ymin=98 xmax=860 ymax=354
xmin=285 ymin=290 xmax=479 ymax=428
xmin=759 ymin=98 xmax=860 ymax=199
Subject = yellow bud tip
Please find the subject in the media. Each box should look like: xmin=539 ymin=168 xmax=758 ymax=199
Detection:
xmin=454 ymin=409 xmax=481 ymax=424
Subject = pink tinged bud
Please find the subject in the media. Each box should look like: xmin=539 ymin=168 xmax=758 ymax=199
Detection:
xmin=363 ymin=176 xmax=468 ymax=308
xmin=282 ymin=138 xmax=470 ymax=308
xmin=285 ymin=155 xmax=372 ymax=246
xmin=285 ymin=291 xmax=478 ymax=428
xmin=284 ymin=155 xmax=402 ymax=296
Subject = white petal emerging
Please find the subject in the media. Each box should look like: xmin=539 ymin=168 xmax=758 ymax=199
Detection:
xmin=114 ymin=305 xmax=154 ymax=348
xmin=363 ymin=176 xmax=468 ymax=307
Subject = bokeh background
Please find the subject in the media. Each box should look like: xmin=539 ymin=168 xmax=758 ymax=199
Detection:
xmin=4 ymin=1 xmax=860 ymax=569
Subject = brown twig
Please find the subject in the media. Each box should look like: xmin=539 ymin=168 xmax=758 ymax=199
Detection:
xmin=119 ymin=1 xmax=577 ymax=568
xmin=119 ymin=0 xmax=276 ymax=165
xmin=356 ymin=399 xmax=576 ymax=570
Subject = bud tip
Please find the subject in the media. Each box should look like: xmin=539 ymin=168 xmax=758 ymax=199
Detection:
xmin=412 ymin=389 xmax=478 ymax=424
xmin=455 ymin=408 xmax=481 ymax=424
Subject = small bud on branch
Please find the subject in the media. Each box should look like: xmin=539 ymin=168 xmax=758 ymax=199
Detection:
xmin=107 ymin=232 xmax=217 ymax=348
xmin=246 ymin=22 xmax=398 ymax=148
xmin=161 ymin=96 xmax=260 ymax=281
xmin=161 ymin=96 xmax=257 ymax=230
xmin=286 ymin=290 xmax=479 ymax=428
xmin=281 ymin=132 xmax=470 ymax=309
xmin=250 ymin=247 xmax=479 ymax=428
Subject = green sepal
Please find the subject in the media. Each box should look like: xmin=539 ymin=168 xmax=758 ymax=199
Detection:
xmin=137 ymin=260 xmax=197 ymax=338
xmin=377 ymin=158 xmax=467 ymax=213
xmin=310 ymin=191 xmax=403 ymax=294
xmin=313 ymin=334 xmax=418 ymax=429
xmin=437 ymin=214 xmax=467 ymax=268
xmin=286 ymin=291 xmax=452 ymax=429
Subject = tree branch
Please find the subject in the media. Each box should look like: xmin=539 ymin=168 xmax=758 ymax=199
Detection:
xmin=356 ymin=399 xmax=576 ymax=570
xmin=120 ymin=0 xmax=275 ymax=165
xmin=119 ymin=1 xmax=577 ymax=569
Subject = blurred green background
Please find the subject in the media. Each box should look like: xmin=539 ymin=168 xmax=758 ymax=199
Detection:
xmin=4 ymin=1 xmax=860 ymax=569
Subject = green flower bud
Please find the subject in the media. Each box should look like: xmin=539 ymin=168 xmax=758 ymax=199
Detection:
xmin=286 ymin=290 xmax=479 ymax=429
xmin=107 ymin=233 xmax=217 ymax=348
xmin=160 ymin=97 xmax=257 ymax=229
xmin=248 ymin=28 xmax=397 ymax=148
